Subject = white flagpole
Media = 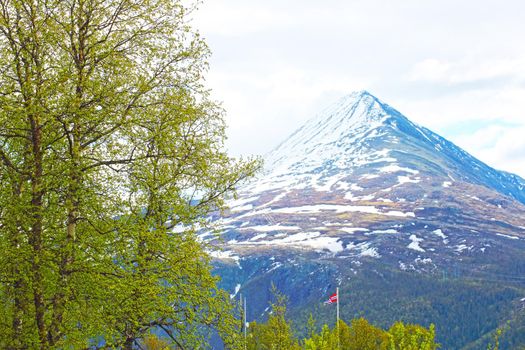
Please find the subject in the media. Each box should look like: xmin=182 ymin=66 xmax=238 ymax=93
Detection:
xmin=244 ymin=295 xmax=247 ymax=350
xmin=239 ymin=293 xmax=246 ymax=349
xmin=336 ymin=287 xmax=340 ymax=350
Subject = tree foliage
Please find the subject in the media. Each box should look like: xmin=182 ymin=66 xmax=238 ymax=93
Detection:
xmin=287 ymin=264 xmax=525 ymax=349
xmin=386 ymin=321 xmax=438 ymax=350
xmin=302 ymin=318 xmax=437 ymax=350
xmin=247 ymin=288 xmax=439 ymax=350
xmin=0 ymin=0 xmax=257 ymax=348
xmin=246 ymin=285 xmax=301 ymax=350
xmin=252 ymin=314 xmax=439 ymax=350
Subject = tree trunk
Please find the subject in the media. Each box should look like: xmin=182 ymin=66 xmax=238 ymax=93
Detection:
xmin=124 ymin=337 xmax=134 ymax=350
xmin=29 ymin=113 xmax=47 ymax=349
xmin=10 ymin=181 xmax=28 ymax=349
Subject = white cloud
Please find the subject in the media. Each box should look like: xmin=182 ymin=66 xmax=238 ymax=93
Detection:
xmin=453 ymin=125 xmax=525 ymax=176
xmin=194 ymin=3 xmax=295 ymax=36
xmin=409 ymin=59 xmax=452 ymax=83
xmin=208 ymin=66 xmax=371 ymax=157
xmin=409 ymin=57 xmax=525 ymax=85
xmin=191 ymin=0 xmax=525 ymax=178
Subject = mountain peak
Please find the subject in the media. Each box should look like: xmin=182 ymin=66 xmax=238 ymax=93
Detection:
xmin=325 ymin=90 xmax=386 ymax=123
xmin=211 ymin=93 xmax=525 ymax=350
xmin=264 ymin=90 xmax=391 ymax=172
xmin=257 ymin=92 xmax=525 ymax=205
xmin=346 ymin=89 xmax=375 ymax=97
xmin=338 ymin=90 xmax=384 ymax=108
xmin=345 ymin=89 xmax=375 ymax=99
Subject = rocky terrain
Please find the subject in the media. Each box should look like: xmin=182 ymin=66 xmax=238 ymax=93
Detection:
xmin=203 ymin=91 xmax=525 ymax=349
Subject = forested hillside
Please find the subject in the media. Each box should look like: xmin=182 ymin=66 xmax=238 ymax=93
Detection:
xmin=236 ymin=287 xmax=519 ymax=350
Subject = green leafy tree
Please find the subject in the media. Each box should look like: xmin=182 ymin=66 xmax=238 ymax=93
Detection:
xmin=487 ymin=328 xmax=502 ymax=350
xmin=306 ymin=313 xmax=318 ymax=340
xmin=487 ymin=323 xmax=511 ymax=350
xmin=142 ymin=334 xmax=171 ymax=350
xmin=247 ymin=285 xmax=301 ymax=350
xmin=0 ymin=0 xmax=257 ymax=348
xmin=386 ymin=322 xmax=439 ymax=350
xmin=303 ymin=324 xmax=337 ymax=350
xmin=303 ymin=318 xmax=386 ymax=350
xmin=302 ymin=318 xmax=438 ymax=350
xmin=343 ymin=318 xmax=388 ymax=350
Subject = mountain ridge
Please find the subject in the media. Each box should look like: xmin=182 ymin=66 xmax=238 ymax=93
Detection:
xmin=258 ymin=90 xmax=525 ymax=204
xmin=207 ymin=91 xmax=525 ymax=349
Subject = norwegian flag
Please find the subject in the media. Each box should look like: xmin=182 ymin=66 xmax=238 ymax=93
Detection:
xmin=324 ymin=292 xmax=338 ymax=304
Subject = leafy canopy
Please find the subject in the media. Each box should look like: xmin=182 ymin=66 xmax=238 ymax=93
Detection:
xmin=0 ymin=0 xmax=257 ymax=348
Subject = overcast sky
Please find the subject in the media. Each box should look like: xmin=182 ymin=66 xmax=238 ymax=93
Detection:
xmin=192 ymin=0 xmax=525 ymax=178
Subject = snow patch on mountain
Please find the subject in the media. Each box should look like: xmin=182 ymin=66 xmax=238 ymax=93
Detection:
xmin=301 ymin=236 xmax=344 ymax=253
xmin=433 ymin=229 xmax=447 ymax=239
xmin=371 ymin=229 xmax=398 ymax=234
xmin=408 ymin=234 xmax=425 ymax=252
xmin=339 ymin=227 xmax=370 ymax=234
xmin=249 ymin=233 xmax=268 ymax=241
xmin=240 ymin=225 xmax=300 ymax=232
xmin=231 ymin=204 xmax=253 ymax=212
xmin=209 ymin=250 xmax=240 ymax=263
xmin=398 ymin=176 xmax=420 ymax=184
xmin=496 ymin=233 xmax=519 ymax=240
xmin=230 ymin=284 xmax=241 ymax=298
xmin=380 ymin=165 xmax=419 ymax=174
xmin=236 ymin=204 xmax=415 ymax=218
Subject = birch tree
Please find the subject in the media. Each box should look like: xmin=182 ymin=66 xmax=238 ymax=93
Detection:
xmin=0 ymin=0 xmax=256 ymax=348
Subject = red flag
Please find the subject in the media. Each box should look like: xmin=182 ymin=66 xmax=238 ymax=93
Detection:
xmin=324 ymin=292 xmax=338 ymax=304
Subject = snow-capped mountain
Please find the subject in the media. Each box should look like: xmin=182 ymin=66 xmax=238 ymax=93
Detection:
xmin=245 ymin=90 xmax=525 ymax=203
xmin=208 ymin=91 xmax=525 ymax=349
xmin=209 ymin=90 xmax=525 ymax=255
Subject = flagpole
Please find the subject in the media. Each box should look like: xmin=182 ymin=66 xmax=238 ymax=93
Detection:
xmin=244 ymin=295 xmax=247 ymax=350
xmin=336 ymin=287 xmax=340 ymax=350
xmin=240 ymin=293 xmax=246 ymax=349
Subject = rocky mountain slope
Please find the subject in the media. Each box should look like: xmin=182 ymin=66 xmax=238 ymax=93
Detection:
xmin=206 ymin=91 xmax=525 ymax=349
